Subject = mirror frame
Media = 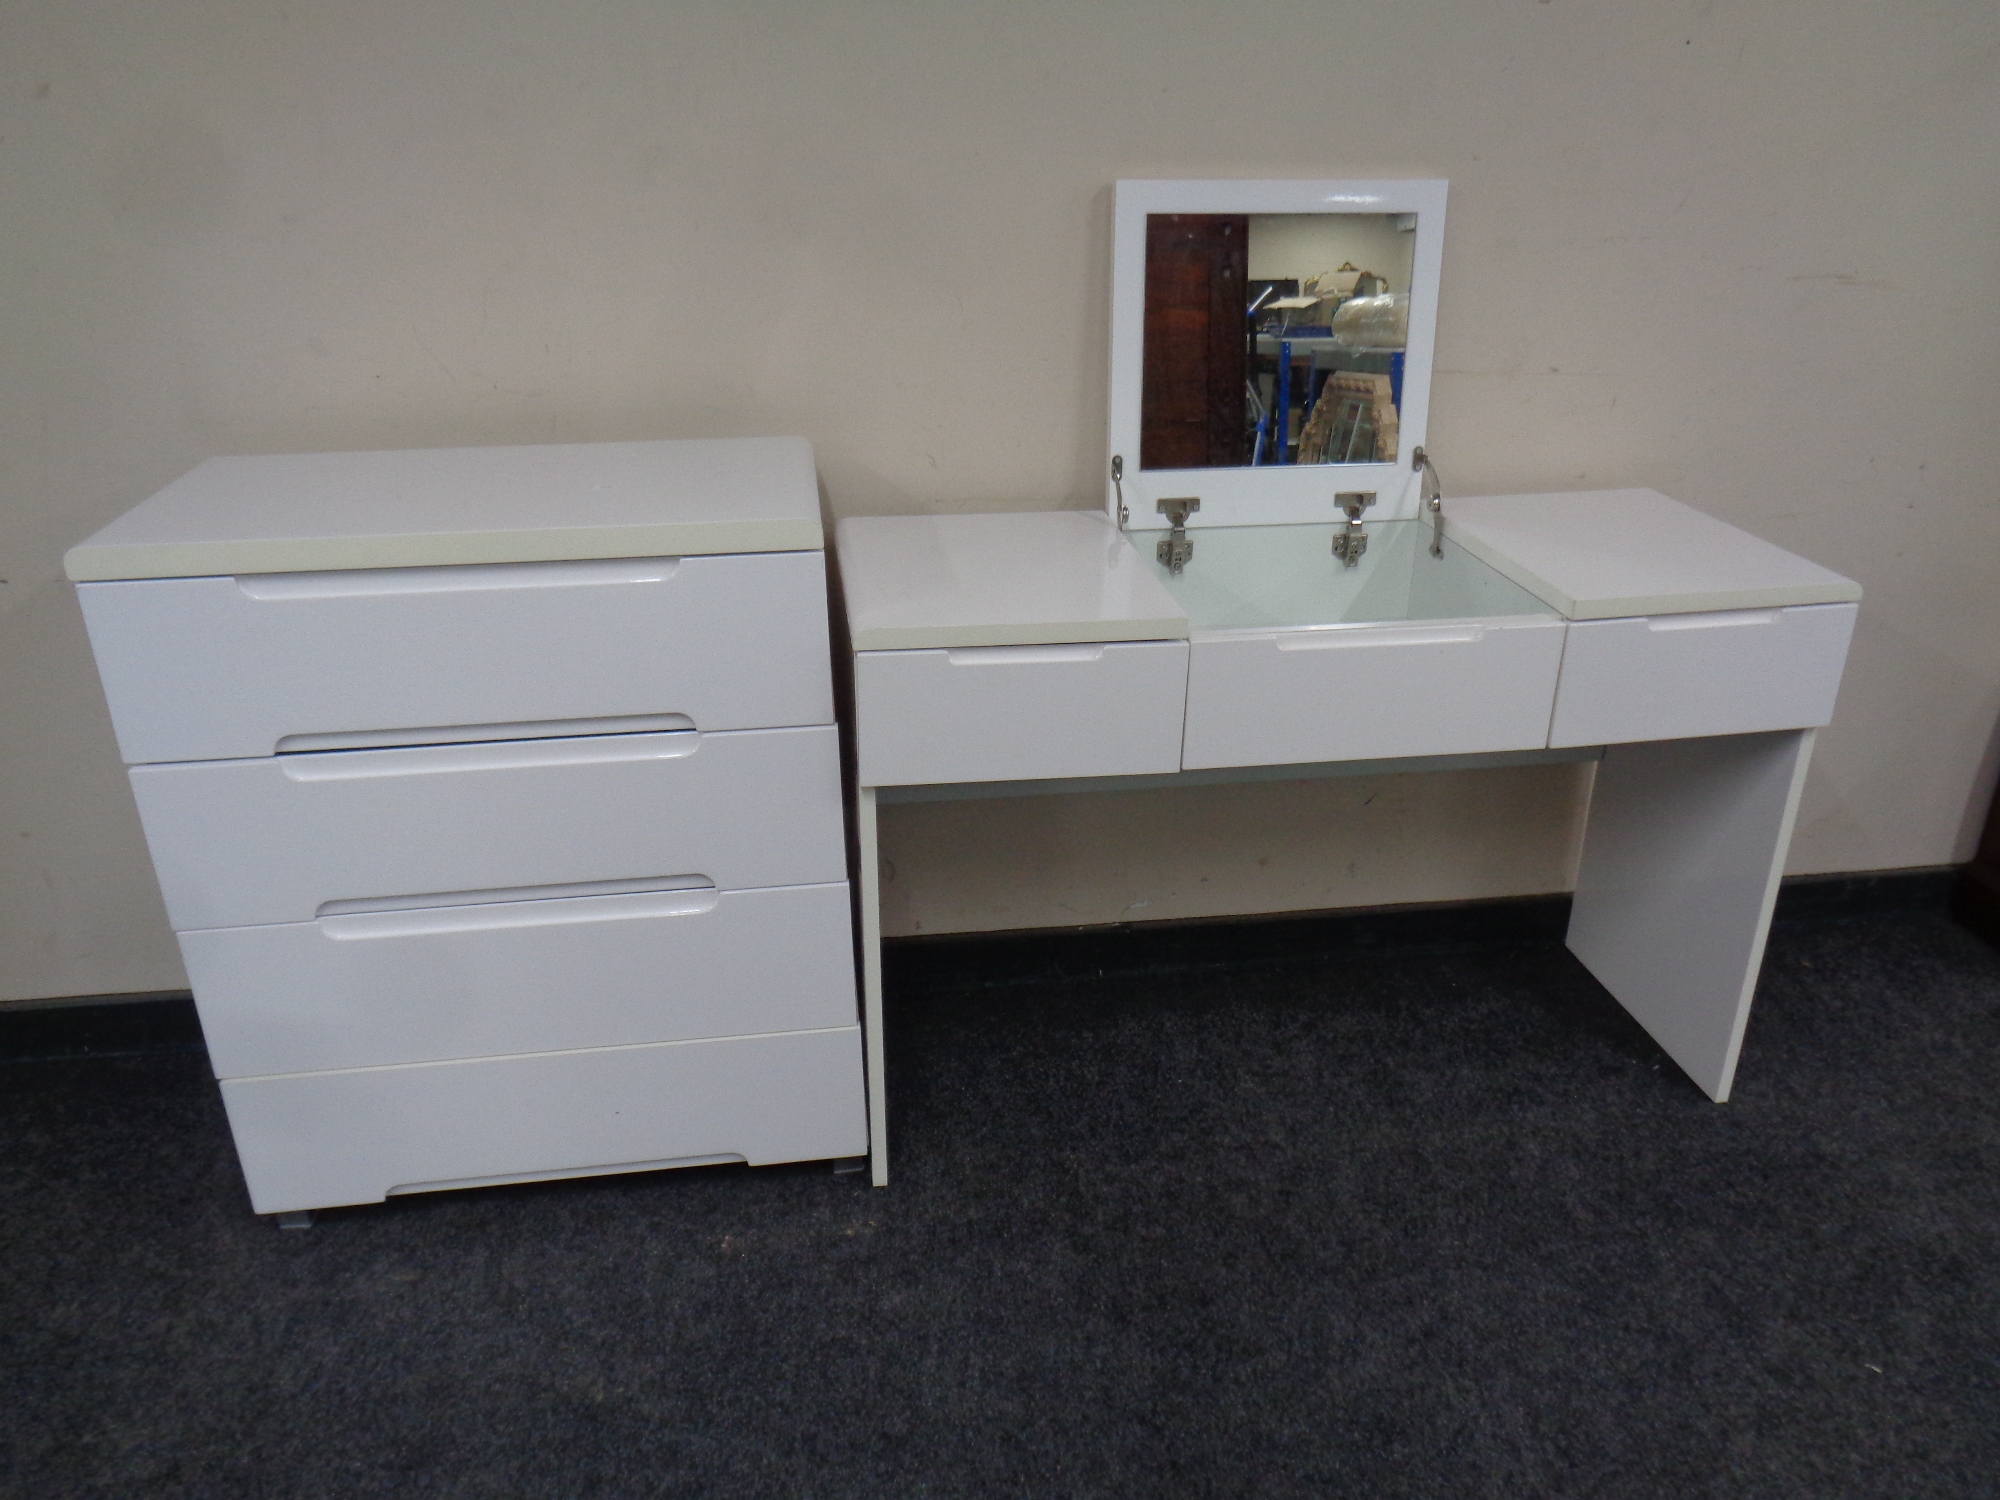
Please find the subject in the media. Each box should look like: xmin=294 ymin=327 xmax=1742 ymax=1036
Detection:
xmin=1107 ymin=178 xmax=1448 ymax=530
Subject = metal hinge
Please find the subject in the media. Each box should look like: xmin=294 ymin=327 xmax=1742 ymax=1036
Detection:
xmin=1332 ymin=491 xmax=1375 ymax=568
xmin=1157 ymin=496 xmax=1198 ymax=573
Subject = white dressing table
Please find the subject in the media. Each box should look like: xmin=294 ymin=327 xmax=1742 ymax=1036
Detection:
xmin=839 ymin=492 xmax=1859 ymax=1187
xmin=838 ymin=177 xmax=1861 ymax=1188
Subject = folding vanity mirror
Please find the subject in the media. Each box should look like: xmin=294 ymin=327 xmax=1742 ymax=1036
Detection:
xmin=1107 ymin=178 xmax=1448 ymax=532
xmin=1104 ymin=178 xmax=1541 ymax=636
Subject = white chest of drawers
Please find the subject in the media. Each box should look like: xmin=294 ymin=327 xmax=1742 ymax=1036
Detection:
xmin=67 ymin=438 xmax=867 ymax=1218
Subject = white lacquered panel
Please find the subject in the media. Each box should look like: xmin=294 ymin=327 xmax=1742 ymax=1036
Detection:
xmin=837 ymin=511 xmax=1186 ymax=650
xmin=130 ymin=726 xmax=844 ymax=931
xmin=1446 ymin=490 xmax=1862 ymax=620
xmin=77 ymin=551 xmax=833 ymax=765
xmin=218 ymin=1027 xmax=868 ymax=1215
xmin=64 ymin=437 xmax=823 ymax=581
xmin=1549 ymin=602 xmax=1856 ymax=748
xmin=1568 ymin=730 xmax=1815 ymax=1102
xmin=1181 ymin=618 xmax=1565 ymax=770
xmin=184 ymin=881 xmax=856 ymax=1079
xmin=854 ymin=640 xmax=1188 ymax=786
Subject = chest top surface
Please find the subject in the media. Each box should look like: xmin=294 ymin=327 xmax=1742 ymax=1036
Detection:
xmin=837 ymin=511 xmax=1187 ymax=651
xmin=1444 ymin=489 xmax=1862 ymax=620
xmin=65 ymin=436 xmax=823 ymax=581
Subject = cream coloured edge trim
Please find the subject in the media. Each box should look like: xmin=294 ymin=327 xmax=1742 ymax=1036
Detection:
xmin=849 ymin=615 xmax=1189 ymax=651
xmin=1563 ymin=586 xmax=1862 ymax=620
xmin=63 ymin=518 xmax=826 ymax=581
xmin=1444 ymin=521 xmax=1863 ymax=621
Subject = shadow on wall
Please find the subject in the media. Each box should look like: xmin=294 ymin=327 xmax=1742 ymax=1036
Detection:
xmin=875 ymin=759 xmax=1594 ymax=939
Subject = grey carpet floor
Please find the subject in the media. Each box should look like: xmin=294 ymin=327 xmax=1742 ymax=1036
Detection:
xmin=3 ymin=905 xmax=1996 ymax=1498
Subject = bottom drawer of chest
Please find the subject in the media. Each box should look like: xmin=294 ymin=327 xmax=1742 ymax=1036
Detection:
xmin=183 ymin=882 xmax=857 ymax=1079
xmin=218 ymin=1026 xmax=868 ymax=1215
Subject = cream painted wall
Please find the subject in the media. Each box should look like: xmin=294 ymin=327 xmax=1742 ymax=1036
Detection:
xmin=2 ymin=2 xmax=1996 ymax=997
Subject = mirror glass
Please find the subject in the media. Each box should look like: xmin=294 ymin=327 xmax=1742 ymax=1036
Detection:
xmin=1142 ymin=212 xmax=1417 ymax=470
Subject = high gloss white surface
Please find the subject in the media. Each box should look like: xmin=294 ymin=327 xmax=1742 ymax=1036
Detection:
xmin=1158 ymin=520 xmax=1567 ymax=768
xmin=184 ymin=881 xmax=857 ymax=1078
xmin=77 ymin=550 xmax=833 ymax=763
xmin=1445 ymin=490 xmax=1863 ymax=620
xmin=218 ymin=1026 xmax=869 ymax=1214
xmin=1550 ymin=602 xmax=1857 ymax=747
xmin=1180 ymin=616 xmax=1566 ymax=770
xmin=836 ymin=511 xmax=1186 ymax=649
xmin=129 ymin=725 xmax=846 ymax=930
xmin=1568 ymin=730 xmax=1816 ymax=1103
xmin=855 ymin=787 xmax=888 ymax=1188
xmin=854 ymin=639 xmax=1189 ymax=785
xmin=1149 ymin=520 xmax=1554 ymax=632
xmin=64 ymin=437 xmax=823 ymax=580
xmin=1107 ymin=179 xmax=1447 ymax=529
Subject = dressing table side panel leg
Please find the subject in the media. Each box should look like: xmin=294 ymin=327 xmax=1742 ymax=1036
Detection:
xmin=1566 ymin=728 xmax=1815 ymax=1103
xmin=857 ymin=785 xmax=889 ymax=1186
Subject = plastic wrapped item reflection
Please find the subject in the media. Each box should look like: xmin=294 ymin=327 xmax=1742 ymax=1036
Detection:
xmin=1331 ymin=293 xmax=1409 ymax=350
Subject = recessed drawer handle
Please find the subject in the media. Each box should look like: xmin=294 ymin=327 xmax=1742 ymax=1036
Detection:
xmin=317 ymin=873 xmax=716 ymax=918
xmin=237 ymin=556 xmax=681 ymax=600
xmin=277 ymin=713 xmax=695 ymax=755
xmin=1646 ymin=610 xmax=1780 ymax=632
xmin=944 ymin=644 xmax=1109 ymax=666
xmin=318 ymin=884 xmax=721 ymax=940
xmin=279 ymin=729 xmax=700 ymax=781
xmin=1277 ymin=625 xmax=1486 ymax=651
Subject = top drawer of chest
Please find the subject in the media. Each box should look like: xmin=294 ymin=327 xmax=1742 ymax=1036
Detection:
xmin=77 ymin=551 xmax=833 ymax=764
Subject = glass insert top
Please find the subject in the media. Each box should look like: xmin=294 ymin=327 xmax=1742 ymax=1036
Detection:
xmin=1145 ymin=520 xmax=1555 ymax=634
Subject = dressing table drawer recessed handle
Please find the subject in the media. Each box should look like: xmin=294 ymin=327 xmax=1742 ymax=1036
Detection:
xmin=943 ymin=644 xmax=1109 ymax=666
xmin=1646 ymin=610 xmax=1780 ymax=632
xmin=1276 ymin=625 xmax=1486 ymax=652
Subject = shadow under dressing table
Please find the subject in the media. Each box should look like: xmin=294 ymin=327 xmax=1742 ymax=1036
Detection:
xmin=837 ymin=180 xmax=1860 ymax=1187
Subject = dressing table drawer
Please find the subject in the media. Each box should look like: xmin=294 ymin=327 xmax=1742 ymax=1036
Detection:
xmin=218 ymin=1026 xmax=869 ymax=1215
xmin=1181 ymin=617 xmax=1566 ymax=769
xmin=76 ymin=550 xmax=833 ymax=764
xmin=1549 ymin=602 xmax=1856 ymax=748
xmin=129 ymin=725 xmax=845 ymax=931
xmin=183 ymin=881 xmax=857 ymax=1079
xmin=853 ymin=639 xmax=1188 ymax=785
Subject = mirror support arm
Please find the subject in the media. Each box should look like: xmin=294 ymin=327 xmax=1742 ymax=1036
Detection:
xmin=1415 ymin=446 xmax=1444 ymax=558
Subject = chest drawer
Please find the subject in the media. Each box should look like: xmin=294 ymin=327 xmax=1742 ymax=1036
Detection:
xmin=129 ymin=725 xmax=844 ymax=931
xmin=183 ymin=881 xmax=856 ymax=1078
xmin=77 ymin=550 xmax=834 ymax=764
xmin=218 ymin=1026 xmax=868 ymax=1215
xmin=1549 ymin=602 xmax=1856 ymax=748
xmin=853 ymin=640 xmax=1188 ymax=785
xmin=1181 ymin=617 xmax=1566 ymax=770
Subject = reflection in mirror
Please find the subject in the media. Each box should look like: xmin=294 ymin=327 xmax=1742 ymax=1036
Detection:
xmin=1141 ymin=213 xmax=1417 ymax=471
